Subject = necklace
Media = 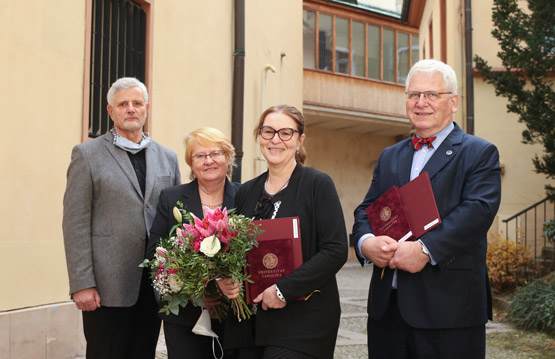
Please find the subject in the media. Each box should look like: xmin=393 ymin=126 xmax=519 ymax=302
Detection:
xmin=264 ymin=175 xmax=291 ymax=196
xmin=202 ymin=201 xmax=223 ymax=209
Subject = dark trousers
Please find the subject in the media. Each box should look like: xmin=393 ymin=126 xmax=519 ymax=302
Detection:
xmin=262 ymin=346 xmax=316 ymax=359
xmin=82 ymin=270 xmax=161 ymax=359
xmin=163 ymin=320 xmax=219 ymax=359
xmin=367 ymin=290 xmax=485 ymax=359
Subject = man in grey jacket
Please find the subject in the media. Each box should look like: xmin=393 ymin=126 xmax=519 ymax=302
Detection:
xmin=63 ymin=77 xmax=181 ymax=358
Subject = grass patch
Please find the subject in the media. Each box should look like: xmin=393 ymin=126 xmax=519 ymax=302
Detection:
xmin=487 ymin=331 xmax=555 ymax=359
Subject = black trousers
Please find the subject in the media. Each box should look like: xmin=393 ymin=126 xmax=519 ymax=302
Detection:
xmin=82 ymin=269 xmax=161 ymax=359
xmin=367 ymin=290 xmax=486 ymax=359
xmin=163 ymin=320 xmax=223 ymax=359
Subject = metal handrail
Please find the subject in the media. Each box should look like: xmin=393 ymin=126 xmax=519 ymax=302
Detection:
xmin=500 ymin=196 xmax=554 ymax=277
xmin=502 ymin=197 xmax=552 ymax=223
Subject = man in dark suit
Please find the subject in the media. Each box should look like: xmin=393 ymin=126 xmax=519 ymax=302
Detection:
xmin=63 ymin=77 xmax=181 ymax=358
xmin=353 ymin=59 xmax=501 ymax=359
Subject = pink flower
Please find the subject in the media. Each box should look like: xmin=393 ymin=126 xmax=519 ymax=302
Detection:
xmin=218 ymin=229 xmax=232 ymax=244
xmin=214 ymin=218 xmax=227 ymax=232
xmin=156 ymin=263 xmax=165 ymax=277
xmin=198 ymin=226 xmax=213 ymax=238
xmin=193 ymin=213 xmax=205 ymax=230
xmin=193 ymin=239 xmax=201 ymax=253
xmin=156 ymin=247 xmax=168 ymax=258
xmin=202 ymin=206 xmax=214 ymax=220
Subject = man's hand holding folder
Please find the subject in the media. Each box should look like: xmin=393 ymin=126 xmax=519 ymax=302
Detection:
xmin=364 ymin=172 xmax=441 ymax=277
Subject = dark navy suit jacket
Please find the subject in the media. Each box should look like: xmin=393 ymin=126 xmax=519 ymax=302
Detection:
xmin=352 ymin=122 xmax=501 ymax=329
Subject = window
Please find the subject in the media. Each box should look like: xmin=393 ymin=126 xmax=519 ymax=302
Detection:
xmin=88 ymin=0 xmax=147 ymax=138
xmin=303 ymin=10 xmax=316 ymax=69
xmin=367 ymin=25 xmax=380 ymax=80
xmin=303 ymin=9 xmax=418 ymax=85
xmin=335 ymin=18 xmax=349 ymax=74
xmin=352 ymin=21 xmax=365 ymax=77
xmin=397 ymin=32 xmax=410 ymax=83
xmin=319 ymin=14 xmax=333 ymax=71
xmin=383 ymin=29 xmax=395 ymax=82
xmin=326 ymin=0 xmax=410 ymax=21
xmin=412 ymin=36 xmax=420 ymax=63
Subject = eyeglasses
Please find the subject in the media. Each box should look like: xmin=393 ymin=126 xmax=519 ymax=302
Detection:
xmin=259 ymin=126 xmax=300 ymax=141
xmin=405 ymin=91 xmax=452 ymax=101
xmin=192 ymin=150 xmax=224 ymax=162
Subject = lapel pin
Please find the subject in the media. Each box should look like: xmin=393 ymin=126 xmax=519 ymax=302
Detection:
xmin=446 ymin=150 xmax=453 ymax=156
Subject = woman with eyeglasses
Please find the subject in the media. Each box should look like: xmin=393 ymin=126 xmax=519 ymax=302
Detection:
xmin=147 ymin=127 xmax=240 ymax=359
xmin=218 ymin=105 xmax=348 ymax=359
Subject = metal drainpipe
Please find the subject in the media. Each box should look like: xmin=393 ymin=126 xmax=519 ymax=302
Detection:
xmin=465 ymin=0 xmax=475 ymax=135
xmin=231 ymin=0 xmax=245 ymax=182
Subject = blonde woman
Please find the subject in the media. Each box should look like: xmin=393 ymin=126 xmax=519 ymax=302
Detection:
xmin=148 ymin=127 xmax=239 ymax=359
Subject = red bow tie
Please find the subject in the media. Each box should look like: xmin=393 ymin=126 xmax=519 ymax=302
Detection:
xmin=412 ymin=136 xmax=436 ymax=151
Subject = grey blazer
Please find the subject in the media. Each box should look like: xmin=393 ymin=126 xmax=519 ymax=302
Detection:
xmin=62 ymin=131 xmax=181 ymax=307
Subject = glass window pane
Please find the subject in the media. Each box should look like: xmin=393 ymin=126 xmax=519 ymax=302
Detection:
xmin=318 ymin=14 xmax=333 ymax=71
xmin=397 ymin=32 xmax=409 ymax=84
xmin=326 ymin=0 xmax=406 ymax=20
xmin=335 ymin=17 xmax=349 ymax=74
xmin=367 ymin=25 xmax=380 ymax=80
xmin=303 ymin=10 xmax=316 ymax=69
xmin=412 ymin=35 xmax=420 ymax=65
xmin=352 ymin=21 xmax=365 ymax=77
xmin=383 ymin=29 xmax=395 ymax=82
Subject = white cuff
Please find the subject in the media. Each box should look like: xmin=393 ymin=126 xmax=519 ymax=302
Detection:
xmin=418 ymin=240 xmax=437 ymax=265
xmin=357 ymin=233 xmax=375 ymax=263
xmin=275 ymin=285 xmax=286 ymax=303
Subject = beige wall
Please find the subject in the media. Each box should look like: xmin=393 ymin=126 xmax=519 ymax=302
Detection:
xmin=0 ymin=0 xmax=303 ymax=313
xmin=242 ymin=0 xmax=304 ymax=180
xmin=474 ymin=81 xmax=555 ymax=221
xmin=472 ymin=0 xmax=503 ymax=67
xmin=149 ymin=1 xmax=235 ymax=180
xmin=305 ymin=129 xmax=396 ymax=243
xmin=0 ymin=1 xmax=87 ymax=311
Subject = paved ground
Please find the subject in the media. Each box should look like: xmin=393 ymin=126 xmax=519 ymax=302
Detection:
xmin=149 ymin=259 xmax=514 ymax=358
xmin=332 ymin=259 xmax=372 ymax=359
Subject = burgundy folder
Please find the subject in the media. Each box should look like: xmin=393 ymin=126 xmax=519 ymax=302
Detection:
xmin=365 ymin=172 xmax=441 ymax=242
xmin=245 ymin=217 xmax=303 ymax=304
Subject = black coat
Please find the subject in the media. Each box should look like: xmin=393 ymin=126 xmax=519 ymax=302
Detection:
xmin=228 ymin=164 xmax=348 ymax=359
xmin=147 ymin=178 xmax=240 ymax=326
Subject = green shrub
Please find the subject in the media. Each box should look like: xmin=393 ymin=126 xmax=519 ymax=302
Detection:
xmin=544 ymin=220 xmax=555 ymax=244
xmin=487 ymin=233 xmax=537 ymax=292
xmin=507 ymin=275 xmax=555 ymax=334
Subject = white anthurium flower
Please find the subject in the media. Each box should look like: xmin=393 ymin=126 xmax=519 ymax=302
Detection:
xmin=199 ymin=235 xmax=221 ymax=257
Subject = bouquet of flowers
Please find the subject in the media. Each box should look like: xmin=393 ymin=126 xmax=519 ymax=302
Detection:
xmin=140 ymin=204 xmax=261 ymax=321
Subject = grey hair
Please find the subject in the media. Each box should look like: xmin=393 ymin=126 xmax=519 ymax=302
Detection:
xmin=106 ymin=77 xmax=149 ymax=106
xmin=405 ymin=59 xmax=458 ymax=95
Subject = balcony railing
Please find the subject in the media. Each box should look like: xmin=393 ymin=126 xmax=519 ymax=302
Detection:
xmin=502 ymin=197 xmax=555 ymax=274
